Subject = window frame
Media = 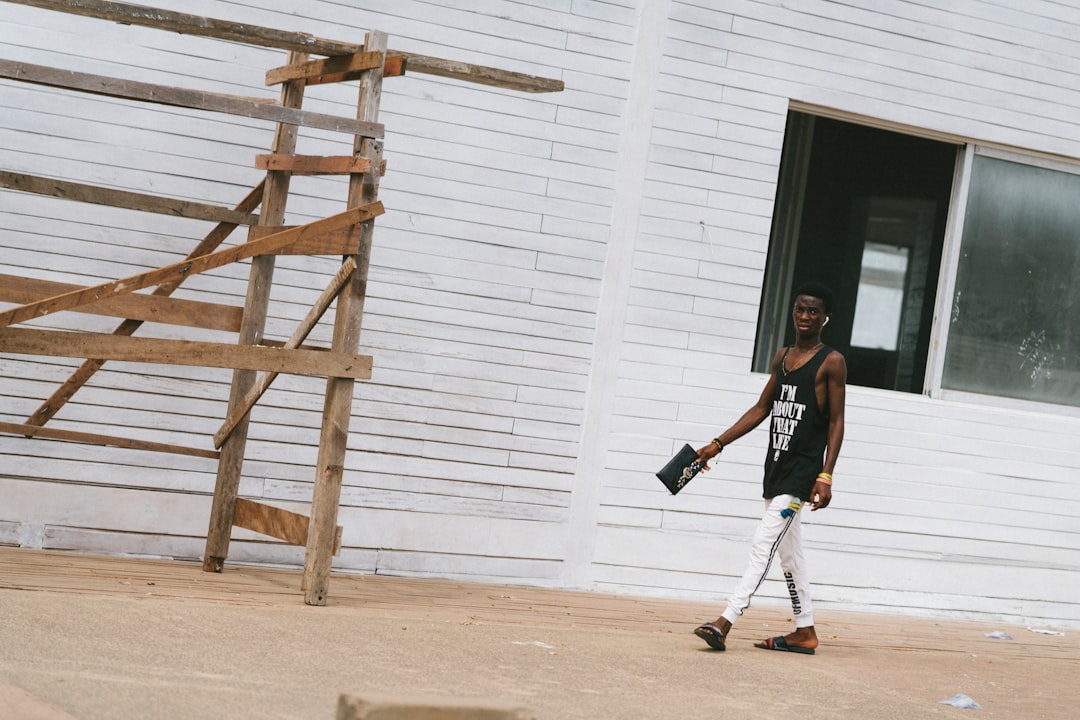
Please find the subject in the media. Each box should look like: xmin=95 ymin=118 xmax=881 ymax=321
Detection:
xmin=761 ymin=106 xmax=1080 ymax=418
xmin=927 ymin=143 xmax=1080 ymax=419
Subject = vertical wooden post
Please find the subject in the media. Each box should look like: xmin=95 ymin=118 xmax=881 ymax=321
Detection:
xmin=203 ymin=51 xmax=309 ymax=572
xmin=302 ymin=30 xmax=387 ymax=604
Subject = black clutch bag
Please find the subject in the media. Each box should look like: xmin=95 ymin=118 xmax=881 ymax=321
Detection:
xmin=656 ymin=443 xmax=705 ymax=495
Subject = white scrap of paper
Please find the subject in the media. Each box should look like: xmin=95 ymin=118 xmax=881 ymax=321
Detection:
xmin=511 ymin=640 xmax=556 ymax=649
xmin=939 ymin=693 xmax=981 ymax=710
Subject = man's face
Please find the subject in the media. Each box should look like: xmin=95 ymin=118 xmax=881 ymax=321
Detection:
xmin=792 ymin=294 xmax=828 ymax=335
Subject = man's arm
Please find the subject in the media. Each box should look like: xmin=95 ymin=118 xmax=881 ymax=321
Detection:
xmin=810 ymin=350 xmax=847 ymax=510
xmin=696 ymin=348 xmax=783 ymax=465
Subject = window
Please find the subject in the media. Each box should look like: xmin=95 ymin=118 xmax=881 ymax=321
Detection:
xmin=758 ymin=112 xmax=1080 ymax=410
xmin=942 ymin=151 xmax=1080 ymax=407
xmin=755 ymin=112 xmax=958 ymax=394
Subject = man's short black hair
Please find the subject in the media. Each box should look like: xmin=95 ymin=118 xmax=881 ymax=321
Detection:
xmin=794 ymin=282 xmax=833 ymax=313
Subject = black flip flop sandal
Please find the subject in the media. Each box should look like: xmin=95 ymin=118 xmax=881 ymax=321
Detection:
xmin=694 ymin=623 xmax=727 ymax=651
xmin=754 ymin=635 xmax=815 ymax=654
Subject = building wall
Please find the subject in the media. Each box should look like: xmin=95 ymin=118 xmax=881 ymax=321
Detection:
xmin=1 ymin=0 xmax=1078 ymax=627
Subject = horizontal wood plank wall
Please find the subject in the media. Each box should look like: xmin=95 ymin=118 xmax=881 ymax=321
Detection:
xmin=595 ymin=0 xmax=1080 ymax=628
xmin=3 ymin=0 xmax=1080 ymax=627
xmin=0 ymin=0 xmax=627 ymax=587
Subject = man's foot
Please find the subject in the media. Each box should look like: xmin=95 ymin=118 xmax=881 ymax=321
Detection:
xmin=754 ymin=626 xmax=818 ymax=654
xmin=693 ymin=617 xmax=731 ymax=651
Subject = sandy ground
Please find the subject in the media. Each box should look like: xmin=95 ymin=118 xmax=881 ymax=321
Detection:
xmin=0 ymin=548 xmax=1076 ymax=720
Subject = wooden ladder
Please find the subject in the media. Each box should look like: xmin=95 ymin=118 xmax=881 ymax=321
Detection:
xmin=203 ymin=32 xmax=390 ymax=606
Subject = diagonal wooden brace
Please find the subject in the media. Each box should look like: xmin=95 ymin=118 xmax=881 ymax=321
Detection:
xmin=0 ymin=201 xmax=383 ymax=328
xmin=213 ymin=257 xmax=359 ymax=448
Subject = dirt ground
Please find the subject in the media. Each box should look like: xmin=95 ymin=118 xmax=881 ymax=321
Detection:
xmin=0 ymin=548 xmax=1076 ymax=720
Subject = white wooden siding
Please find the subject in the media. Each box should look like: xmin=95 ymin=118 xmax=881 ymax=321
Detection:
xmin=2 ymin=0 xmax=1078 ymax=628
xmin=598 ymin=0 xmax=1080 ymax=629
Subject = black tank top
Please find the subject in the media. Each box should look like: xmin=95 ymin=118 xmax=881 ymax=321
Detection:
xmin=762 ymin=345 xmax=831 ymax=500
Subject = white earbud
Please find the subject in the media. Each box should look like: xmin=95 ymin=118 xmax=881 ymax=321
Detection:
xmin=823 ymin=317 xmax=830 ymax=326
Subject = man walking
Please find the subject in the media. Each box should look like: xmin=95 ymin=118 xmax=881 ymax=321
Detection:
xmin=692 ymin=282 xmax=846 ymax=654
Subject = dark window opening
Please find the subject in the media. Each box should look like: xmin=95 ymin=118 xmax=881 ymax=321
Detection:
xmin=755 ymin=112 xmax=959 ymax=393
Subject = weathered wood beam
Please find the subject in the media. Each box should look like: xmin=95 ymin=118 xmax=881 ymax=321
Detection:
xmin=0 ymin=420 xmax=219 ymax=459
xmin=254 ymin=154 xmax=371 ymax=175
xmin=0 ymin=171 xmax=259 ymax=225
xmin=0 ymin=60 xmax=385 ymax=137
xmin=259 ymin=343 xmax=326 ymax=354
xmin=205 ymin=54 xmax=309 ymax=575
xmin=302 ymin=30 xmax=387 ymax=607
xmin=7 ymin=0 xmax=363 ymax=55
xmin=403 ymin=54 xmax=564 ymax=93
xmin=265 ymin=51 xmax=383 ymax=86
xmin=233 ymin=498 xmax=341 ymax=554
xmin=301 ymin=54 xmax=407 ymax=87
xmin=213 ymin=257 xmax=357 ymax=448
xmin=0 ymin=201 xmax=384 ymax=328
xmin=25 ymin=181 xmax=265 ymax=428
xmin=0 ymin=273 xmax=242 ymax=332
xmin=0 ymin=327 xmax=374 ymax=379
xmin=248 ymin=226 xmax=361 ymax=256
xmin=3 ymin=0 xmax=564 ymax=92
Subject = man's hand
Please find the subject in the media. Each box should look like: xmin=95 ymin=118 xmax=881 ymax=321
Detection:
xmin=809 ymin=480 xmax=832 ymax=510
xmin=695 ymin=442 xmax=721 ymax=472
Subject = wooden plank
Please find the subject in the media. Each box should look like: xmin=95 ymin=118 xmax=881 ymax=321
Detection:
xmin=9 ymin=0 xmax=364 ymax=56
xmin=4 ymin=0 xmax=563 ymax=92
xmin=265 ymin=51 xmax=383 ymax=86
xmin=232 ymin=498 xmax=341 ymax=554
xmin=246 ymin=225 xmax=360 ymax=256
xmin=302 ymin=54 xmax=407 ymax=87
xmin=384 ymin=54 xmax=406 ymax=79
xmin=259 ymin=338 xmax=326 ymax=352
xmin=25 ymin=181 xmax=265 ymax=428
xmin=232 ymin=498 xmax=308 ymax=547
xmin=0 ymin=60 xmax=385 ymax=138
xmin=205 ymin=53 xmax=310 ymax=575
xmin=303 ymin=30 xmax=388 ymax=607
xmin=0 ymin=171 xmax=259 ymax=225
xmin=0 ymin=420 xmax=219 ymax=459
xmin=254 ymin=154 xmax=371 ymax=175
xmin=0 ymin=327 xmax=373 ymax=379
xmin=213 ymin=257 xmax=357 ymax=448
xmin=0 ymin=201 xmax=384 ymax=328
xmin=0 ymin=273 xmax=242 ymax=332
xmin=402 ymin=54 xmax=564 ymax=93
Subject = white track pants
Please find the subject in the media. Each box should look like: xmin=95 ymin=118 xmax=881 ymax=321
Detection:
xmin=721 ymin=494 xmax=814 ymax=628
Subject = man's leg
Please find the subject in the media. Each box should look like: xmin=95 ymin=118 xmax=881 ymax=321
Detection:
xmin=764 ymin=501 xmax=819 ymax=651
xmin=777 ymin=502 xmax=813 ymax=627
xmin=695 ymin=495 xmax=796 ymax=649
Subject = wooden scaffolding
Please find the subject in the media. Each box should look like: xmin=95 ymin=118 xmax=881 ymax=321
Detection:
xmin=0 ymin=0 xmax=562 ymax=604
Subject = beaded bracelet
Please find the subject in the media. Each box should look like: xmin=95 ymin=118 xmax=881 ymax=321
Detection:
xmin=712 ymin=437 xmax=724 ymax=452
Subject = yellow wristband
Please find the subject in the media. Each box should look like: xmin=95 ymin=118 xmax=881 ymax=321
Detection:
xmin=816 ymin=473 xmax=832 ymax=485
